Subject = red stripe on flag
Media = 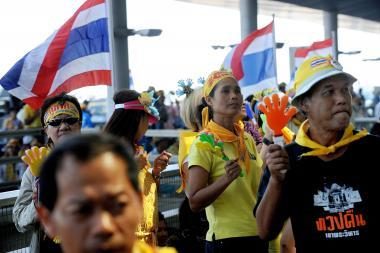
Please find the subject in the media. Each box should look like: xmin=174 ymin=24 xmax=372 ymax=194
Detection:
xmin=295 ymin=38 xmax=332 ymax=57
xmin=25 ymin=69 xmax=111 ymax=109
xmin=32 ymin=0 xmax=105 ymax=98
xmin=51 ymin=70 xmax=111 ymax=97
xmin=231 ymin=22 xmax=273 ymax=81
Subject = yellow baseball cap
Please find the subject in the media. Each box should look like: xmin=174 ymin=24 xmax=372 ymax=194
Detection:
xmin=291 ymin=55 xmax=356 ymax=105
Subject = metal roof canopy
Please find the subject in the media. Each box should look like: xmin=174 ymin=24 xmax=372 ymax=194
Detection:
xmin=272 ymin=0 xmax=380 ymax=23
xmin=176 ymin=0 xmax=380 ymax=33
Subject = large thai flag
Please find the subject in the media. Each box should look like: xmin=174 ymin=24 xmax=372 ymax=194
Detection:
xmin=223 ymin=21 xmax=277 ymax=97
xmin=290 ymin=38 xmax=333 ymax=81
xmin=0 ymin=0 xmax=111 ymax=109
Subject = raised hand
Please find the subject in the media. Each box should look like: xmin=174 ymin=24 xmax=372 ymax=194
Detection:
xmin=153 ymin=150 xmax=172 ymax=174
xmin=21 ymin=146 xmax=50 ymax=177
xmin=258 ymin=93 xmax=297 ymax=136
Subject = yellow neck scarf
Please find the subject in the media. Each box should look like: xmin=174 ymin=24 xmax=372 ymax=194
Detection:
xmin=295 ymin=120 xmax=368 ymax=157
xmin=205 ymin=120 xmax=250 ymax=173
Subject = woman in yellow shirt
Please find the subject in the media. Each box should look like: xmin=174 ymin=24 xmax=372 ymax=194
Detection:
xmin=187 ymin=70 xmax=267 ymax=253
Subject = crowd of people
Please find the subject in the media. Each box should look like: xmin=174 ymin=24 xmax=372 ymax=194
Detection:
xmin=0 ymin=54 xmax=378 ymax=252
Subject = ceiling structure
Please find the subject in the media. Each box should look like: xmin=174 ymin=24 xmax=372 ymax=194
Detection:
xmin=176 ymin=0 xmax=380 ymax=33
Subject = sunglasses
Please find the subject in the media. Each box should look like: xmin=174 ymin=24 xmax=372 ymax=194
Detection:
xmin=47 ymin=117 xmax=80 ymax=127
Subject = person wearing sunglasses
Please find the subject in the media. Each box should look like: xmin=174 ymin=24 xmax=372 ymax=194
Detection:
xmin=13 ymin=92 xmax=82 ymax=253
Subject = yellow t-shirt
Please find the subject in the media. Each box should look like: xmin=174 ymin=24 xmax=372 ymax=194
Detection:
xmin=136 ymin=168 xmax=158 ymax=245
xmin=188 ymin=132 xmax=263 ymax=241
xmin=133 ymin=240 xmax=177 ymax=253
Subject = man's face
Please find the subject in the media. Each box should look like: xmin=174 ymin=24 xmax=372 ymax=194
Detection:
xmin=301 ymin=74 xmax=353 ymax=132
xmin=47 ymin=153 xmax=142 ymax=253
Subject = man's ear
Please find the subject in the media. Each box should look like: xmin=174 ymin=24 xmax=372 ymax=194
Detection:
xmin=299 ymin=97 xmax=310 ymax=115
xmin=36 ymin=205 xmax=56 ymax=239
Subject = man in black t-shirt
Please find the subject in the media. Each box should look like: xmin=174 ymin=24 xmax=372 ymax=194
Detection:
xmin=255 ymin=55 xmax=379 ymax=253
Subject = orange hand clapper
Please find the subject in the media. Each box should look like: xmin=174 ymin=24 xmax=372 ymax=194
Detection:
xmin=258 ymin=93 xmax=297 ymax=137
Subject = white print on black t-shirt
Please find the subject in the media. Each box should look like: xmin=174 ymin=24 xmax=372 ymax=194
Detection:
xmin=313 ymin=183 xmax=362 ymax=213
xmin=313 ymin=183 xmax=366 ymax=239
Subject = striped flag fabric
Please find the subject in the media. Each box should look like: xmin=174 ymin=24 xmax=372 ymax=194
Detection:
xmin=290 ymin=38 xmax=333 ymax=82
xmin=294 ymin=38 xmax=333 ymax=70
xmin=0 ymin=0 xmax=111 ymax=109
xmin=223 ymin=21 xmax=277 ymax=97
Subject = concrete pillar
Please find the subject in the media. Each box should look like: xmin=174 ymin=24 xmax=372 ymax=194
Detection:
xmin=323 ymin=11 xmax=338 ymax=59
xmin=240 ymin=0 xmax=258 ymax=39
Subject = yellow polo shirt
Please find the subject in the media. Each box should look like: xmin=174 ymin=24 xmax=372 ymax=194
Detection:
xmin=188 ymin=132 xmax=263 ymax=241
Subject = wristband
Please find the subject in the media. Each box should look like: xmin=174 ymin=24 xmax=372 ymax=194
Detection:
xmin=262 ymin=137 xmax=274 ymax=146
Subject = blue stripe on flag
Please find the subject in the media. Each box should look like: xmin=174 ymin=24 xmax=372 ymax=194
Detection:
xmin=0 ymin=56 xmax=26 ymax=90
xmin=59 ymin=18 xmax=109 ymax=68
xmin=240 ymin=48 xmax=275 ymax=87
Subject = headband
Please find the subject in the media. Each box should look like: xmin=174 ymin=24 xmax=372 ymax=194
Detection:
xmin=114 ymin=91 xmax=160 ymax=124
xmin=203 ymin=70 xmax=236 ymax=97
xmin=202 ymin=70 xmax=236 ymax=127
xmin=44 ymin=101 xmax=80 ymax=125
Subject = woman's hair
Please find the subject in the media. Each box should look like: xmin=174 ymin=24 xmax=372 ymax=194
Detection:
xmin=180 ymin=87 xmax=203 ymax=131
xmin=40 ymin=92 xmax=82 ymax=127
xmin=39 ymin=133 xmax=139 ymax=211
xmin=103 ymin=89 xmax=147 ymax=146
xmin=196 ymin=86 xmax=216 ymax=125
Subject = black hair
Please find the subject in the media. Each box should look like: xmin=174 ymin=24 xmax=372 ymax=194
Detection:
xmin=196 ymin=88 xmax=216 ymax=124
xmin=103 ymin=89 xmax=147 ymax=146
xmin=40 ymin=92 xmax=82 ymax=128
xmin=39 ymin=133 xmax=139 ymax=211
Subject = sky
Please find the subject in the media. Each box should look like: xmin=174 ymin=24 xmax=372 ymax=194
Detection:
xmin=1 ymin=0 xmax=380 ymax=103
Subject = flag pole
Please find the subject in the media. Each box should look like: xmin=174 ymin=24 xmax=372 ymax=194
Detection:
xmin=107 ymin=0 xmax=130 ymax=92
xmin=271 ymin=14 xmax=278 ymax=87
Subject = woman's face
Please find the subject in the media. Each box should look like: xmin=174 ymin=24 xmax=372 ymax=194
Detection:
xmin=40 ymin=152 xmax=142 ymax=253
xmin=206 ymin=77 xmax=243 ymax=118
xmin=135 ymin=114 xmax=149 ymax=142
xmin=44 ymin=112 xmax=81 ymax=145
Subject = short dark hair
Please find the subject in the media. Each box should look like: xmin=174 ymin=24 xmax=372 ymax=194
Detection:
xmin=40 ymin=92 xmax=82 ymax=127
xmin=39 ymin=133 xmax=139 ymax=211
xmin=103 ymin=89 xmax=147 ymax=146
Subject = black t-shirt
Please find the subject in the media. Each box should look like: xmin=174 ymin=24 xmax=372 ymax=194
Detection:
xmin=255 ymin=134 xmax=379 ymax=253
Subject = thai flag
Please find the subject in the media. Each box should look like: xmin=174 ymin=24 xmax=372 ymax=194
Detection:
xmin=223 ymin=21 xmax=277 ymax=97
xmin=291 ymin=38 xmax=333 ymax=81
xmin=0 ymin=0 xmax=111 ymax=109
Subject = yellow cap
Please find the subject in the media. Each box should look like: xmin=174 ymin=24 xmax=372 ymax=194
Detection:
xmin=291 ymin=55 xmax=356 ymax=105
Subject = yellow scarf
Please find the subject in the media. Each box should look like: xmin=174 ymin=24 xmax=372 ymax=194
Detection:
xmin=177 ymin=130 xmax=197 ymax=193
xmin=204 ymin=120 xmax=250 ymax=173
xmin=295 ymin=120 xmax=368 ymax=157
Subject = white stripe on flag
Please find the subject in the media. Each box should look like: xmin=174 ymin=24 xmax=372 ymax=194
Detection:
xmin=8 ymin=86 xmax=37 ymax=100
xmin=222 ymin=46 xmax=236 ymax=70
xmin=49 ymin=52 xmax=111 ymax=95
xmin=243 ymin=32 xmax=273 ymax=55
xmin=18 ymin=32 xmax=57 ymax=92
xmin=240 ymin=77 xmax=277 ymax=98
xmin=72 ymin=3 xmax=107 ymax=29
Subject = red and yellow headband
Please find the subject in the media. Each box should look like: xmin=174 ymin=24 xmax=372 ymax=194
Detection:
xmin=44 ymin=101 xmax=80 ymax=125
xmin=203 ymin=70 xmax=236 ymax=97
